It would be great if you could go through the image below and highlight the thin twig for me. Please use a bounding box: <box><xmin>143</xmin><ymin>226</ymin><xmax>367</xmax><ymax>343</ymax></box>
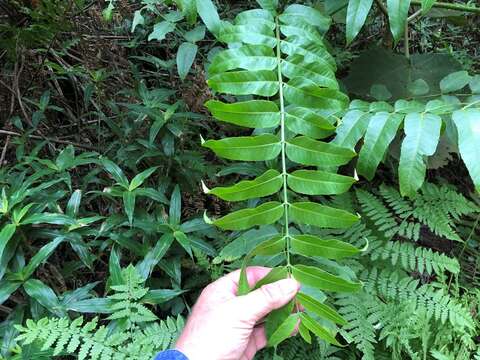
<box><xmin>404</xmin><ymin>22</ymin><xmax>410</xmax><ymax>59</ymax></box>
<box><xmin>0</xmin><ymin>135</ymin><xmax>10</xmax><ymax>167</ymax></box>
<box><xmin>0</xmin><ymin>130</ymin><xmax>97</xmax><ymax>151</ymax></box>
<box><xmin>411</xmin><ymin>0</ymin><xmax>480</xmax><ymax>14</ymax></box>
<box><xmin>407</xmin><ymin>9</ymin><xmax>423</xmax><ymax>22</ymax></box>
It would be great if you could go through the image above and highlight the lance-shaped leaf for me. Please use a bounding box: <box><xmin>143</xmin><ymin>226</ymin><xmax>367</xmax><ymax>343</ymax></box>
<box><xmin>292</xmin><ymin>265</ymin><xmax>361</xmax><ymax>292</ymax></box>
<box><xmin>287</xmin><ymin>170</ymin><xmax>356</xmax><ymax>195</ymax></box>
<box><xmin>291</xmin><ymin>234</ymin><xmax>360</xmax><ymax>260</ymax></box>
<box><xmin>289</xmin><ymin>202</ymin><xmax>359</xmax><ymax>229</ymax></box>
<box><xmin>208</xmin><ymin>45</ymin><xmax>277</xmax><ymax>75</ymax></box>
<box><xmin>289</xmin><ymin>202</ymin><xmax>358</xmax><ymax>229</ymax></box>
<box><xmin>281</xmin><ymin>37</ymin><xmax>336</xmax><ymax>71</ymax></box>
<box><xmin>206</xmin><ymin>100</ymin><xmax>280</xmax><ymax>128</ymax></box>
<box><xmin>235</xmin><ymin>9</ymin><xmax>275</xmax><ymax>27</ymax></box>
<box><xmin>280</xmin><ymin>4</ymin><xmax>331</xmax><ymax>33</ymax></box>
<box><xmin>299</xmin><ymin>313</ymin><xmax>341</xmax><ymax>346</ymax></box>
<box><xmin>387</xmin><ymin>0</ymin><xmax>411</xmax><ymax>43</ymax></box>
<box><xmin>212</xmin><ymin>201</ymin><xmax>284</xmax><ymax>230</ymax></box>
<box><xmin>284</xmin><ymin>78</ymin><xmax>349</xmax><ymax>113</ymax></box>
<box><xmin>250</xmin><ymin>235</ymin><xmax>285</xmax><ymax>256</ymax></box>
<box><xmin>286</xmin><ymin>136</ymin><xmax>356</xmax><ymax>167</ymax></box>
<box><xmin>196</xmin><ymin>0</ymin><xmax>222</xmax><ymax>34</ymax></box>
<box><xmin>333</xmin><ymin>110</ymin><xmax>371</xmax><ymax>150</ymax></box>
<box><xmin>206</xmin><ymin>169</ymin><xmax>282</xmax><ymax>201</ymax></box>
<box><xmin>421</xmin><ymin>0</ymin><xmax>437</xmax><ymax>13</ymax></box>
<box><xmin>285</xmin><ymin>107</ymin><xmax>335</xmax><ymax>139</ymax></box>
<box><xmin>0</xmin><ymin>224</ymin><xmax>16</xmax><ymax>261</ymax></box>
<box><xmin>297</xmin><ymin>292</ymin><xmax>346</xmax><ymax>325</ymax></box>
<box><xmin>129</xmin><ymin>166</ymin><xmax>158</xmax><ymax>191</ymax></box>
<box><xmin>452</xmin><ymin>109</ymin><xmax>480</xmax><ymax>192</ymax></box>
<box><xmin>218</xmin><ymin>24</ymin><xmax>277</xmax><ymax>47</ymax></box>
<box><xmin>268</xmin><ymin>313</ymin><xmax>300</xmax><ymax>347</ymax></box>
<box><xmin>399</xmin><ymin>113</ymin><xmax>442</xmax><ymax>197</ymax></box>
<box><xmin>346</xmin><ymin>0</ymin><xmax>374</xmax><ymax>45</ymax></box>
<box><xmin>22</xmin><ymin>237</ymin><xmax>64</xmax><ymax>280</ymax></box>
<box><xmin>203</xmin><ymin>134</ymin><xmax>281</xmax><ymax>161</ymax></box>
<box><xmin>282</xmin><ymin>54</ymin><xmax>338</xmax><ymax>89</ymax></box>
<box><xmin>208</xmin><ymin>70</ymin><xmax>279</xmax><ymax>97</ymax></box>
<box><xmin>357</xmin><ymin>112</ymin><xmax>404</xmax><ymax>180</ymax></box>
<box><xmin>123</xmin><ymin>191</ymin><xmax>136</xmax><ymax>226</ymax></box>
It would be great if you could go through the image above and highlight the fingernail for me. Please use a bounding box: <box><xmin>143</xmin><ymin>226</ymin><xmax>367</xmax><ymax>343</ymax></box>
<box><xmin>279</xmin><ymin>278</ymin><xmax>300</xmax><ymax>295</ymax></box>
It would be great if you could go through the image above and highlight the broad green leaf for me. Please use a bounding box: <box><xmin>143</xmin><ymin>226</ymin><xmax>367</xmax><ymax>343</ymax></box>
<box><xmin>469</xmin><ymin>75</ymin><xmax>480</xmax><ymax>94</ymax></box>
<box><xmin>235</xmin><ymin>9</ymin><xmax>275</xmax><ymax>28</ymax></box>
<box><xmin>281</xmin><ymin>38</ymin><xmax>336</xmax><ymax>71</ymax></box>
<box><xmin>174</xmin><ymin>231</ymin><xmax>192</xmax><ymax>257</ymax></box>
<box><xmin>101</xmin><ymin>159</ymin><xmax>129</xmax><ymax>188</ymax></box>
<box><xmin>0</xmin><ymin>224</ymin><xmax>16</xmax><ymax>261</ymax></box>
<box><xmin>408</xmin><ymin>78</ymin><xmax>430</xmax><ymax>96</ymax></box>
<box><xmin>421</xmin><ymin>0</ymin><xmax>437</xmax><ymax>13</ymax></box>
<box><xmin>208</xmin><ymin>46</ymin><xmax>276</xmax><ymax>76</ymax></box>
<box><xmin>357</xmin><ymin>112</ymin><xmax>404</xmax><ymax>180</ymax></box>
<box><xmin>289</xmin><ymin>202</ymin><xmax>359</xmax><ymax>229</ymax></box>
<box><xmin>298</xmin><ymin>322</ymin><xmax>312</xmax><ymax>344</ymax></box>
<box><xmin>24</xmin><ymin>279</ymin><xmax>64</xmax><ymax>316</ymax></box>
<box><xmin>131</xmin><ymin>10</ymin><xmax>145</xmax><ymax>32</ymax></box>
<box><xmin>184</xmin><ymin>25</ymin><xmax>205</xmax><ymax>43</ymax></box>
<box><xmin>265</xmin><ymin>301</ymin><xmax>294</xmax><ymax>344</ymax></box>
<box><xmin>66</xmin><ymin>190</ymin><xmax>82</xmax><ymax>218</ymax></box>
<box><xmin>136</xmin><ymin>233</ymin><xmax>174</xmax><ymax>280</ymax></box>
<box><xmin>22</xmin><ymin>237</ymin><xmax>64</xmax><ymax>280</ymax></box>
<box><xmin>169</xmin><ymin>185</ymin><xmax>182</xmax><ymax>225</ymax></box>
<box><xmin>387</xmin><ymin>0</ymin><xmax>411</xmax><ymax>43</ymax></box>
<box><xmin>0</xmin><ymin>281</ymin><xmax>21</xmax><ymax>305</ymax></box>
<box><xmin>399</xmin><ymin>113</ymin><xmax>442</xmax><ymax>197</ymax></box>
<box><xmin>206</xmin><ymin>100</ymin><xmax>280</xmax><ymax>128</ymax></box>
<box><xmin>346</xmin><ymin>0</ymin><xmax>374</xmax><ymax>45</ymax></box>
<box><xmin>208</xmin><ymin>70</ymin><xmax>279</xmax><ymax>97</ymax></box>
<box><xmin>291</xmin><ymin>234</ymin><xmax>360</xmax><ymax>259</ymax></box>
<box><xmin>333</xmin><ymin>110</ymin><xmax>370</xmax><ymax>150</ymax></box>
<box><xmin>196</xmin><ymin>0</ymin><xmax>222</xmax><ymax>33</ymax></box>
<box><xmin>123</xmin><ymin>191</ymin><xmax>136</xmax><ymax>226</ymax></box>
<box><xmin>134</xmin><ymin>188</ymin><xmax>169</xmax><ymax>204</ymax></box>
<box><xmin>256</xmin><ymin>0</ymin><xmax>278</xmax><ymax>14</ymax></box>
<box><xmin>284</xmin><ymin>78</ymin><xmax>349</xmax><ymax>114</ymax></box>
<box><xmin>280</xmin><ymin>4</ymin><xmax>331</xmax><ymax>33</ymax></box>
<box><xmin>440</xmin><ymin>71</ymin><xmax>472</xmax><ymax>93</ymax></box>
<box><xmin>177</xmin><ymin>42</ymin><xmax>198</xmax><ymax>80</ymax></box>
<box><xmin>212</xmin><ymin>202</ymin><xmax>284</xmax><ymax>230</ymax></box>
<box><xmin>452</xmin><ymin>109</ymin><xmax>480</xmax><ymax>192</ymax></box>
<box><xmin>253</xmin><ymin>266</ymin><xmax>288</xmax><ymax>290</ymax></box>
<box><xmin>250</xmin><ymin>235</ymin><xmax>285</xmax><ymax>256</ymax></box>
<box><xmin>148</xmin><ymin>21</ymin><xmax>176</xmax><ymax>42</ymax></box>
<box><xmin>129</xmin><ymin>167</ymin><xmax>158</xmax><ymax>191</ymax></box>
<box><xmin>282</xmin><ymin>55</ymin><xmax>338</xmax><ymax>89</ymax></box>
<box><xmin>206</xmin><ymin>169</ymin><xmax>282</xmax><ymax>201</ymax></box>
<box><xmin>297</xmin><ymin>293</ymin><xmax>346</xmax><ymax>325</ymax></box>
<box><xmin>287</xmin><ymin>170</ymin><xmax>356</xmax><ymax>195</ymax></box>
<box><xmin>286</xmin><ymin>136</ymin><xmax>356</xmax><ymax>167</ymax></box>
<box><xmin>203</xmin><ymin>134</ymin><xmax>281</xmax><ymax>161</ymax></box>
<box><xmin>268</xmin><ymin>314</ymin><xmax>299</xmax><ymax>347</ymax></box>
<box><xmin>370</xmin><ymin>84</ymin><xmax>392</xmax><ymax>101</ymax></box>
<box><xmin>292</xmin><ymin>265</ymin><xmax>361</xmax><ymax>292</ymax></box>
<box><xmin>299</xmin><ymin>313</ymin><xmax>341</xmax><ymax>346</ymax></box>
<box><xmin>218</xmin><ymin>23</ymin><xmax>276</xmax><ymax>47</ymax></box>
<box><xmin>285</xmin><ymin>107</ymin><xmax>335</xmax><ymax>139</ymax></box>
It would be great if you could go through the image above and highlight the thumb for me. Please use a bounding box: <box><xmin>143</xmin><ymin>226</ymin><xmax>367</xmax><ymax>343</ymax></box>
<box><xmin>234</xmin><ymin>279</ymin><xmax>300</xmax><ymax>324</ymax></box>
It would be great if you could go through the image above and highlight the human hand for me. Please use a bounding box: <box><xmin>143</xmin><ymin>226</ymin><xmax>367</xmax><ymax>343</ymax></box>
<box><xmin>175</xmin><ymin>267</ymin><xmax>300</xmax><ymax>360</ymax></box>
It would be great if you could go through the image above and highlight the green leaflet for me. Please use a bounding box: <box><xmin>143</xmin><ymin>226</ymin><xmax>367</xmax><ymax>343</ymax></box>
<box><xmin>253</xmin><ymin>266</ymin><xmax>288</xmax><ymax>290</ymax></box>
<box><xmin>289</xmin><ymin>202</ymin><xmax>359</xmax><ymax>229</ymax></box>
<box><xmin>292</xmin><ymin>265</ymin><xmax>361</xmax><ymax>293</ymax></box>
<box><xmin>206</xmin><ymin>100</ymin><xmax>280</xmax><ymax>128</ymax></box>
<box><xmin>284</xmin><ymin>77</ymin><xmax>349</xmax><ymax>113</ymax></box>
<box><xmin>280</xmin><ymin>5</ymin><xmax>331</xmax><ymax>33</ymax></box>
<box><xmin>177</xmin><ymin>42</ymin><xmax>197</xmax><ymax>80</ymax></box>
<box><xmin>281</xmin><ymin>37</ymin><xmax>336</xmax><ymax>71</ymax></box>
<box><xmin>206</xmin><ymin>169</ymin><xmax>283</xmax><ymax>201</ymax></box>
<box><xmin>218</xmin><ymin>23</ymin><xmax>277</xmax><ymax>47</ymax></box>
<box><xmin>346</xmin><ymin>0</ymin><xmax>374</xmax><ymax>45</ymax></box>
<box><xmin>296</xmin><ymin>292</ymin><xmax>346</xmax><ymax>325</ymax></box>
<box><xmin>440</xmin><ymin>71</ymin><xmax>472</xmax><ymax>93</ymax></box>
<box><xmin>251</xmin><ymin>235</ymin><xmax>286</xmax><ymax>256</ymax></box>
<box><xmin>256</xmin><ymin>0</ymin><xmax>278</xmax><ymax>14</ymax></box>
<box><xmin>334</xmin><ymin>110</ymin><xmax>371</xmax><ymax>150</ymax></box>
<box><xmin>212</xmin><ymin>201</ymin><xmax>284</xmax><ymax>230</ymax></box>
<box><xmin>399</xmin><ymin>113</ymin><xmax>442</xmax><ymax>197</ymax></box>
<box><xmin>387</xmin><ymin>0</ymin><xmax>411</xmax><ymax>43</ymax></box>
<box><xmin>208</xmin><ymin>70</ymin><xmax>279</xmax><ymax>96</ymax></box>
<box><xmin>208</xmin><ymin>45</ymin><xmax>277</xmax><ymax>76</ymax></box>
<box><xmin>285</xmin><ymin>107</ymin><xmax>335</xmax><ymax>139</ymax></box>
<box><xmin>195</xmin><ymin>0</ymin><xmax>222</xmax><ymax>33</ymax></box>
<box><xmin>287</xmin><ymin>170</ymin><xmax>356</xmax><ymax>195</ymax></box>
<box><xmin>282</xmin><ymin>54</ymin><xmax>338</xmax><ymax>89</ymax></box>
<box><xmin>0</xmin><ymin>224</ymin><xmax>16</xmax><ymax>261</ymax></box>
<box><xmin>202</xmin><ymin>134</ymin><xmax>281</xmax><ymax>161</ymax></box>
<box><xmin>235</xmin><ymin>9</ymin><xmax>276</xmax><ymax>29</ymax></box>
<box><xmin>452</xmin><ymin>109</ymin><xmax>480</xmax><ymax>192</ymax></box>
<box><xmin>357</xmin><ymin>112</ymin><xmax>404</xmax><ymax>180</ymax></box>
<box><xmin>421</xmin><ymin>0</ymin><xmax>437</xmax><ymax>14</ymax></box>
<box><xmin>268</xmin><ymin>314</ymin><xmax>300</xmax><ymax>347</ymax></box>
<box><xmin>299</xmin><ymin>313</ymin><xmax>341</xmax><ymax>346</ymax></box>
<box><xmin>291</xmin><ymin>234</ymin><xmax>360</xmax><ymax>259</ymax></box>
<box><xmin>286</xmin><ymin>136</ymin><xmax>356</xmax><ymax>167</ymax></box>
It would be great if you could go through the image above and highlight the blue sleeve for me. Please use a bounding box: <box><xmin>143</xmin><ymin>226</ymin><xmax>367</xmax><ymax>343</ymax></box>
<box><xmin>154</xmin><ymin>350</ymin><xmax>189</xmax><ymax>360</ymax></box>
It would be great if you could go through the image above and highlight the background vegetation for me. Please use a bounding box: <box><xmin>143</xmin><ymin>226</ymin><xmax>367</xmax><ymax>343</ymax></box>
<box><xmin>0</xmin><ymin>0</ymin><xmax>479</xmax><ymax>359</ymax></box>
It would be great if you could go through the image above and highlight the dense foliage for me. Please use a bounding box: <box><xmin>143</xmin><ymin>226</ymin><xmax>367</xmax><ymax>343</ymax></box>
<box><xmin>0</xmin><ymin>0</ymin><xmax>479</xmax><ymax>359</ymax></box>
